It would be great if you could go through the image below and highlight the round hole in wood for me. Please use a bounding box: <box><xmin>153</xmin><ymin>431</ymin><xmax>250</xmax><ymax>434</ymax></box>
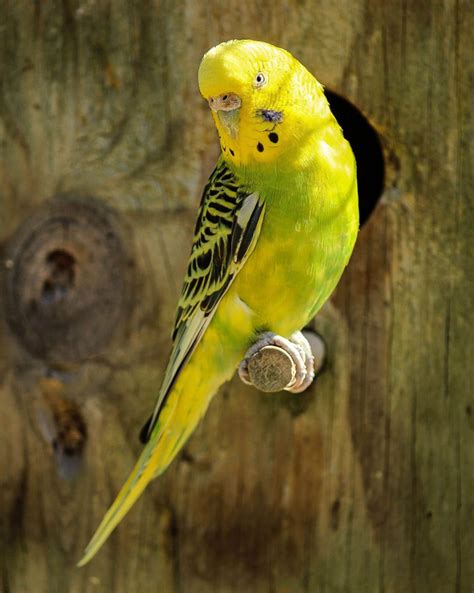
<box><xmin>325</xmin><ymin>90</ymin><xmax>385</xmax><ymax>226</ymax></box>
<box><xmin>41</xmin><ymin>249</ymin><xmax>76</xmax><ymax>305</ymax></box>
<box><xmin>2</xmin><ymin>195</ymin><xmax>133</xmax><ymax>364</ymax></box>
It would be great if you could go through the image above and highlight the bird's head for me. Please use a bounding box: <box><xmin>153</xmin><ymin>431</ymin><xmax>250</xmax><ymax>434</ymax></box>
<box><xmin>198</xmin><ymin>39</ymin><xmax>329</xmax><ymax>167</ymax></box>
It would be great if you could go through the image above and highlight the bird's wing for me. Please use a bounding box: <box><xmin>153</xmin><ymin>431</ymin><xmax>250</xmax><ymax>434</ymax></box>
<box><xmin>142</xmin><ymin>159</ymin><xmax>265</xmax><ymax>441</ymax></box>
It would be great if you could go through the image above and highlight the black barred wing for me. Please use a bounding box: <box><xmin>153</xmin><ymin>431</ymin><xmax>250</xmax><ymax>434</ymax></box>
<box><xmin>142</xmin><ymin>160</ymin><xmax>265</xmax><ymax>441</ymax></box>
<box><xmin>173</xmin><ymin>162</ymin><xmax>260</xmax><ymax>336</ymax></box>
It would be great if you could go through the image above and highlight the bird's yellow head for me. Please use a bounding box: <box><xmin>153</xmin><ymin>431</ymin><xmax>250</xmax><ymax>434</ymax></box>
<box><xmin>198</xmin><ymin>40</ymin><xmax>329</xmax><ymax>168</ymax></box>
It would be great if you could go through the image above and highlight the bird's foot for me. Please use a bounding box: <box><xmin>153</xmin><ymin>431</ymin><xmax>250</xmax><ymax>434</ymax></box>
<box><xmin>238</xmin><ymin>331</ymin><xmax>316</xmax><ymax>393</ymax></box>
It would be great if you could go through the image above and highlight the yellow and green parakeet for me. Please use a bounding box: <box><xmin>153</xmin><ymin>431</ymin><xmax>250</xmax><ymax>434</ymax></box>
<box><xmin>78</xmin><ymin>39</ymin><xmax>358</xmax><ymax>566</ymax></box>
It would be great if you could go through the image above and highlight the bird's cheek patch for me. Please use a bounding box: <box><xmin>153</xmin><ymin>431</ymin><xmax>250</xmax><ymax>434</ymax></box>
<box><xmin>257</xmin><ymin>109</ymin><xmax>284</xmax><ymax>123</ymax></box>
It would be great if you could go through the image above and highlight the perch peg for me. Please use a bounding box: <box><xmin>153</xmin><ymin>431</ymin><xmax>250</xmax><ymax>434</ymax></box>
<box><xmin>238</xmin><ymin>330</ymin><xmax>326</xmax><ymax>392</ymax></box>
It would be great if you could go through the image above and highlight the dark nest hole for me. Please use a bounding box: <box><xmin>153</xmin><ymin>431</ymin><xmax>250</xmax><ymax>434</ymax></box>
<box><xmin>325</xmin><ymin>89</ymin><xmax>385</xmax><ymax>226</ymax></box>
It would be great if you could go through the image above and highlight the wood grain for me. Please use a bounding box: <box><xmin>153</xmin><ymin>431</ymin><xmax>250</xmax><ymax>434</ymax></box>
<box><xmin>0</xmin><ymin>1</ymin><xmax>472</xmax><ymax>592</ymax></box>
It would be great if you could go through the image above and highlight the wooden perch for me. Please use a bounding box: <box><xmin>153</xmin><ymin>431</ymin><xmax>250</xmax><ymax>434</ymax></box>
<box><xmin>242</xmin><ymin>330</ymin><xmax>326</xmax><ymax>392</ymax></box>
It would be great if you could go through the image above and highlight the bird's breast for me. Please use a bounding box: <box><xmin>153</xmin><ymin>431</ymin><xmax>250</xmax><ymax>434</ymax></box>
<box><xmin>234</xmin><ymin>196</ymin><xmax>356</xmax><ymax>336</ymax></box>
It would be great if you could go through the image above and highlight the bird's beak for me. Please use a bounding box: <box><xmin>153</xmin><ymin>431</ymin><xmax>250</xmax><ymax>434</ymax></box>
<box><xmin>208</xmin><ymin>93</ymin><xmax>241</xmax><ymax>112</ymax></box>
<box><xmin>208</xmin><ymin>93</ymin><xmax>241</xmax><ymax>139</ymax></box>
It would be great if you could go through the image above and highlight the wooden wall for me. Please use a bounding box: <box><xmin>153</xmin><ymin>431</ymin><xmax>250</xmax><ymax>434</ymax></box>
<box><xmin>0</xmin><ymin>1</ymin><xmax>472</xmax><ymax>592</ymax></box>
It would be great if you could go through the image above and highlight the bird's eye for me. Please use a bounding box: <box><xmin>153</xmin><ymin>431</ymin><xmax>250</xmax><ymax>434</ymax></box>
<box><xmin>253</xmin><ymin>72</ymin><xmax>267</xmax><ymax>88</ymax></box>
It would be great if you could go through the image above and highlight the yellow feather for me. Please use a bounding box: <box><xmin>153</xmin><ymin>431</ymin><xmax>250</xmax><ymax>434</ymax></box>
<box><xmin>77</xmin><ymin>294</ymin><xmax>253</xmax><ymax>566</ymax></box>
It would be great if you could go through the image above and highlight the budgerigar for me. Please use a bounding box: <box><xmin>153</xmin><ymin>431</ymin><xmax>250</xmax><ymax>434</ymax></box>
<box><xmin>78</xmin><ymin>39</ymin><xmax>358</xmax><ymax>566</ymax></box>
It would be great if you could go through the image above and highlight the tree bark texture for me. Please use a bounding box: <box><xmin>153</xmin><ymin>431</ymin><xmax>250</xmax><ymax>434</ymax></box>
<box><xmin>0</xmin><ymin>2</ymin><xmax>472</xmax><ymax>592</ymax></box>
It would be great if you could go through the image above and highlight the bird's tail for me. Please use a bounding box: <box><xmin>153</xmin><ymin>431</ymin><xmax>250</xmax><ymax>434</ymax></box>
<box><xmin>77</xmin><ymin>339</ymin><xmax>240</xmax><ymax>567</ymax></box>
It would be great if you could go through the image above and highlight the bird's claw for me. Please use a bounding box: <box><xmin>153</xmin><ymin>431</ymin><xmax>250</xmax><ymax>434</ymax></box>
<box><xmin>238</xmin><ymin>331</ymin><xmax>315</xmax><ymax>393</ymax></box>
<box><xmin>238</xmin><ymin>331</ymin><xmax>276</xmax><ymax>386</ymax></box>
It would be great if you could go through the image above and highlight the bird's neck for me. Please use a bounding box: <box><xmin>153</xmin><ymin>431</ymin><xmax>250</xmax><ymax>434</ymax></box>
<box><xmin>224</xmin><ymin>112</ymin><xmax>357</xmax><ymax>229</ymax></box>
<box><xmin>226</xmin><ymin>114</ymin><xmax>336</xmax><ymax>193</ymax></box>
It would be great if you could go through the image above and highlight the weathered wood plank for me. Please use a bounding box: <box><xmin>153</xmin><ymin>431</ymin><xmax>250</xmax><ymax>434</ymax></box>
<box><xmin>0</xmin><ymin>1</ymin><xmax>472</xmax><ymax>592</ymax></box>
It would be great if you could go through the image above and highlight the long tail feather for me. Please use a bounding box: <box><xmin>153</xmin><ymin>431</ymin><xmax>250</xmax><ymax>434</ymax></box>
<box><xmin>77</xmin><ymin>372</ymin><xmax>198</xmax><ymax>567</ymax></box>
<box><xmin>77</xmin><ymin>299</ymin><xmax>250</xmax><ymax>566</ymax></box>
<box><xmin>77</xmin><ymin>430</ymin><xmax>168</xmax><ymax>566</ymax></box>
<box><xmin>77</xmin><ymin>358</ymin><xmax>233</xmax><ymax>564</ymax></box>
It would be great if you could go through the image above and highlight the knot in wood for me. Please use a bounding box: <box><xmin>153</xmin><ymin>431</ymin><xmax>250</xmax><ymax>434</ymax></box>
<box><xmin>1</xmin><ymin>195</ymin><xmax>132</xmax><ymax>364</ymax></box>
<box><xmin>247</xmin><ymin>345</ymin><xmax>296</xmax><ymax>392</ymax></box>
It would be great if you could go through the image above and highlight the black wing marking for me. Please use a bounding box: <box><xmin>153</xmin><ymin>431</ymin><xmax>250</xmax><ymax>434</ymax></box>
<box><xmin>141</xmin><ymin>160</ymin><xmax>265</xmax><ymax>442</ymax></box>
